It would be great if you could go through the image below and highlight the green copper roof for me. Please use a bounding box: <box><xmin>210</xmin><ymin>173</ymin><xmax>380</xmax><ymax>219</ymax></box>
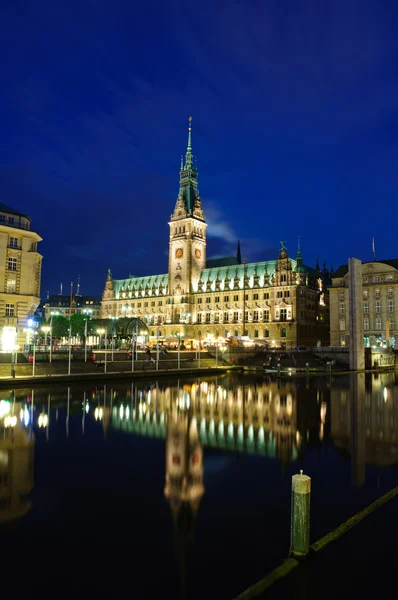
<box><xmin>112</xmin><ymin>258</ymin><xmax>315</xmax><ymax>299</ymax></box>
<box><xmin>113</xmin><ymin>273</ymin><xmax>168</xmax><ymax>299</ymax></box>
<box><xmin>206</xmin><ymin>256</ymin><xmax>239</xmax><ymax>268</ymax></box>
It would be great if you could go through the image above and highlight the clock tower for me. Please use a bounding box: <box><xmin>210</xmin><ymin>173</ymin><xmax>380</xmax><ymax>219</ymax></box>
<box><xmin>168</xmin><ymin>118</ymin><xmax>207</xmax><ymax>321</ymax></box>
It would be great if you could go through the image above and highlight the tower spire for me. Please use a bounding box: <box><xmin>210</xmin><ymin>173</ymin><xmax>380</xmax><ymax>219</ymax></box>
<box><xmin>185</xmin><ymin>116</ymin><xmax>193</xmax><ymax>169</ymax></box>
<box><xmin>296</xmin><ymin>236</ymin><xmax>302</xmax><ymax>264</ymax></box>
<box><xmin>237</xmin><ymin>240</ymin><xmax>242</xmax><ymax>265</ymax></box>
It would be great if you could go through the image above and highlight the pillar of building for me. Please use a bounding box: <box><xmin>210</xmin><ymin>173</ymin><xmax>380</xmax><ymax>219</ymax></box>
<box><xmin>348</xmin><ymin>258</ymin><xmax>364</xmax><ymax>370</ymax></box>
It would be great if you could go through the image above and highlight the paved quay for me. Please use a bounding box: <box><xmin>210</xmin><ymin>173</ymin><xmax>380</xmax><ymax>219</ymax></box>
<box><xmin>260</xmin><ymin>494</ymin><xmax>398</xmax><ymax>600</ymax></box>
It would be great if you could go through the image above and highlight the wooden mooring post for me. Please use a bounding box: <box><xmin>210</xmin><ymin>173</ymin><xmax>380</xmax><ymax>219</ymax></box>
<box><xmin>290</xmin><ymin>470</ymin><xmax>311</xmax><ymax>558</ymax></box>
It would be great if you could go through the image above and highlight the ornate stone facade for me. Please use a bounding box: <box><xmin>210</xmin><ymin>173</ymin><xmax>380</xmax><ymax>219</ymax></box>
<box><xmin>330</xmin><ymin>260</ymin><xmax>398</xmax><ymax>347</ymax></box>
<box><xmin>101</xmin><ymin>120</ymin><xmax>329</xmax><ymax>348</ymax></box>
<box><xmin>0</xmin><ymin>204</ymin><xmax>42</xmax><ymax>350</ymax></box>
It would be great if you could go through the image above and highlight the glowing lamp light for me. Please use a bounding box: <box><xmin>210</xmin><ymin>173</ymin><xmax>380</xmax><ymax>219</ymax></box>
<box><xmin>2</xmin><ymin>326</ymin><xmax>17</xmax><ymax>352</ymax></box>
<box><xmin>4</xmin><ymin>415</ymin><xmax>17</xmax><ymax>428</ymax></box>
<box><xmin>38</xmin><ymin>413</ymin><xmax>48</xmax><ymax>428</ymax></box>
<box><xmin>94</xmin><ymin>407</ymin><xmax>103</xmax><ymax>421</ymax></box>
<box><xmin>0</xmin><ymin>400</ymin><xmax>11</xmax><ymax>419</ymax></box>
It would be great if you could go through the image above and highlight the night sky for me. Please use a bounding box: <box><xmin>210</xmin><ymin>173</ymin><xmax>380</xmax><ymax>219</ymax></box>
<box><xmin>1</xmin><ymin>0</ymin><xmax>398</xmax><ymax>296</ymax></box>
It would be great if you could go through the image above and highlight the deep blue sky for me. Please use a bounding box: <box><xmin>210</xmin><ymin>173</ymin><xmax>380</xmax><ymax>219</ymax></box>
<box><xmin>1</xmin><ymin>0</ymin><xmax>398</xmax><ymax>296</ymax></box>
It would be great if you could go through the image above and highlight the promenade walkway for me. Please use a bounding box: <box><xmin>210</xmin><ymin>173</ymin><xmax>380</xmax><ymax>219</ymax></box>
<box><xmin>264</xmin><ymin>494</ymin><xmax>398</xmax><ymax>599</ymax></box>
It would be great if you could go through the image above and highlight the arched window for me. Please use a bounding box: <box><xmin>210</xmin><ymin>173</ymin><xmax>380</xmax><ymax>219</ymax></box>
<box><xmin>281</xmin><ymin>328</ymin><xmax>287</xmax><ymax>338</ymax></box>
<box><xmin>264</xmin><ymin>328</ymin><xmax>269</xmax><ymax>338</ymax></box>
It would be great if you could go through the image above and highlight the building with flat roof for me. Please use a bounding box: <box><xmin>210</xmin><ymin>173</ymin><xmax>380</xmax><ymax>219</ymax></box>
<box><xmin>0</xmin><ymin>203</ymin><xmax>42</xmax><ymax>350</ymax></box>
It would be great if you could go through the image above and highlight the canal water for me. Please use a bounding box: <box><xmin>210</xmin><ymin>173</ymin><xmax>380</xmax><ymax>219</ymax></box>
<box><xmin>0</xmin><ymin>372</ymin><xmax>397</xmax><ymax>599</ymax></box>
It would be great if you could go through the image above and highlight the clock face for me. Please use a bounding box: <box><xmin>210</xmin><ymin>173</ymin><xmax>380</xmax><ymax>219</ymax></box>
<box><xmin>175</xmin><ymin>248</ymin><xmax>184</xmax><ymax>259</ymax></box>
<box><xmin>195</xmin><ymin>249</ymin><xmax>201</xmax><ymax>259</ymax></box>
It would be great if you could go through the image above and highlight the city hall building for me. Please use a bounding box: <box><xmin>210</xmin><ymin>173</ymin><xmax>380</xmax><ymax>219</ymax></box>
<box><xmin>101</xmin><ymin>120</ymin><xmax>329</xmax><ymax>348</ymax></box>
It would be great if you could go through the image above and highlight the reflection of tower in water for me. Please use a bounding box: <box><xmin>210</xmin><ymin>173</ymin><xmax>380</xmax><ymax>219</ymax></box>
<box><xmin>0</xmin><ymin>401</ymin><xmax>34</xmax><ymax>524</ymax></box>
<box><xmin>164</xmin><ymin>405</ymin><xmax>204</xmax><ymax>600</ymax></box>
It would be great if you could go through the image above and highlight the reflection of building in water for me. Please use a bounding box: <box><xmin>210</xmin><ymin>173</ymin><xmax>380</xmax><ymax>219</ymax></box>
<box><xmin>0</xmin><ymin>400</ymin><xmax>34</xmax><ymax>524</ymax></box>
<box><xmin>112</xmin><ymin>379</ymin><xmax>306</xmax><ymax>467</ymax></box>
<box><xmin>330</xmin><ymin>374</ymin><xmax>398</xmax><ymax>486</ymax></box>
<box><xmin>164</xmin><ymin>406</ymin><xmax>204</xmax><ymax>600</ymax></box>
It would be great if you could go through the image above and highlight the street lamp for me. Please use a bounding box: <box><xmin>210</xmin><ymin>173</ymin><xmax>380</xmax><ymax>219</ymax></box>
<box><xmin>41</xmin><ymin>326</ymin><xmax>50</xmax><ymax>348</ymax></box>
<box><xmin>97</xmin><ymin>328</ymin><xmax>105</xmax><ymax>350</ymax></box>
<box><xmin>242</xmin><ymin>257</ymin><xmax>247</xmax><ymax>338</ymax></box>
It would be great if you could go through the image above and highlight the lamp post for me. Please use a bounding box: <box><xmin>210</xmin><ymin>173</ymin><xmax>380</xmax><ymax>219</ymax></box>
<box><xmin>68</xmin><ymin>326</ymin><xmax>72</xmax><ymax>375</ymax></box>
<box><xmin>156</xmin><ymin>329</ymin><xmax>160</xmax><ymax>371</ymax></box>
<box><xmin>198</xmin><ymin>330</ymin><xmax>201</xmax><ymax>368</ymax></box>
<box><xmin>49</xmin><ymin>315</ymin><xmax>53</xmax><ymax>363</ymax></box>
<box><xmin>82</xmin><ymin>309</ymin><xmax>92</xmax><ymax>362</ymax></box>
<box><xmin>242</xmin><ymin>257</ymin><xmax>247</xmax><ymax>338</ymax></box>
<box><xmin>97</xmin><ymin>328</ymin><xmax>105</xmax><ymax>352</ymax></box>
<box><xmin>41</xmin><ymin>326</ymin><xmax>50</xmax><ymax>349</ymax></box>
<box><xmin>104</xmin><ymin>331</ymin><xmax>108</xmax><ymax>374</ymax></box>
<box><xmin>177</xmin><ymin>333</ymin><xmax>181</xmax><ymax>370</ymax></box>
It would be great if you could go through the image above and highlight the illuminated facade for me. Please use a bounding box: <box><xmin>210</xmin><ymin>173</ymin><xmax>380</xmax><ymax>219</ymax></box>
<box><xmin>43</xmin><ymin>294</ymin><xmax>102</xmax><ymax>321</ymax></box>
<box><xmin>0</xmin><ymin>400</ymin><xmax>34</xmax><ymax>523</ymax></box>
<box><xmin>330</xmin><ymin>260</ymin><xmax>398</xmax><ymax>347</ymax></box>
<box><xmin>0</xmin><ymin>204</ymin><xmax>42</xmax><ymax>350</ymax></box>
<box><xmin>101</xmin><ymin>120</ymin><xmax>330</xmax><ymax>348</ymax></box>
<box><xmin>112</xmin><ymin>379</ymin><xmax>303</xmax><ymax>464</ymax></box>
<box><xmin>330</xmin><ymin>373</ymin><xmax>398</xmax><ymax>486</ymax></box>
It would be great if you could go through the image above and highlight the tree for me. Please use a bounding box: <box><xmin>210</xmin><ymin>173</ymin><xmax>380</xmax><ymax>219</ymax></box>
<box><xmin>51</xmin><ymin>316</ymin><xmax>69</xmax><ymax>338</ymax></box>
<box><xmin>70</xmin><ymin>313</ymin><xmax>87</xmax><ymax>337</ymax></box>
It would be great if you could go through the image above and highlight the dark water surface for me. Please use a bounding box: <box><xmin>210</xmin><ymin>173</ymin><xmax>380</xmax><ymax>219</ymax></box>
<box><xmin>0</xmin><ymin>372</ymin><xmax>397</xmax><ymax>599</ymax></box>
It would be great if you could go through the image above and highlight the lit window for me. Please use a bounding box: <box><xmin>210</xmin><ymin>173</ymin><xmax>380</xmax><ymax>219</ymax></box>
<box><xmin>5</xmin><ymin>304</ymin><xmax>14</xmax><ymax>317</ymax></box>
<box><xmin>7</xmin><ymin>258</ymin><xmax>17</xmax><ymax>271</ymax></box>
<box><xmin>363</xmin><ymin>290</ymin><xmax>368</xmax><ymax>299</ymax></box>
<box><xmin>7</xmin><ymin>280</ymin><xmax>15</xmax><ymax>293</ymax></box>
